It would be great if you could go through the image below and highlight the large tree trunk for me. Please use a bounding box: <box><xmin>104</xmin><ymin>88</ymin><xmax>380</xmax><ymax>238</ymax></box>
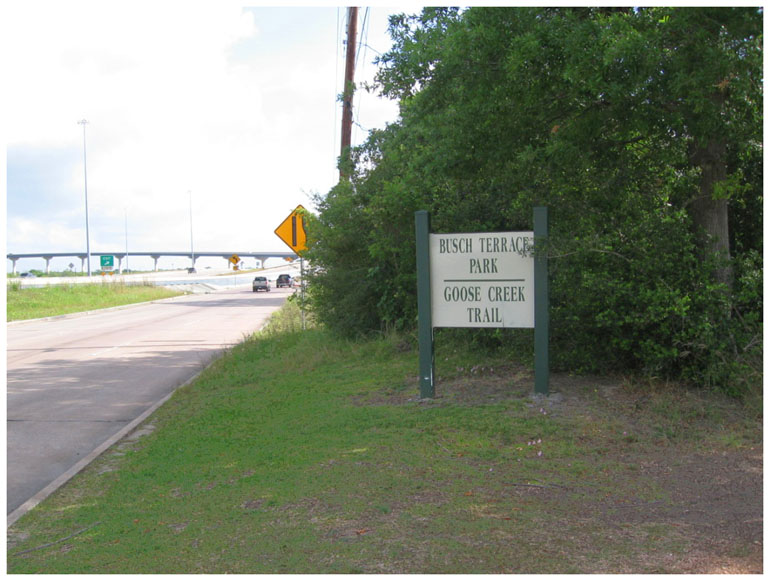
<box><xmin>689</xmin><ymin>139</ymin><xmax>733</xmax><ymax>288</ymax></box>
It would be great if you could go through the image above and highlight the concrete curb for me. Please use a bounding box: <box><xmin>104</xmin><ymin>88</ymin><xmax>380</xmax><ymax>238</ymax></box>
<box><xmin>7</xmin><ymin>311</ymin><xmax>271</xmax><ymax>528</ymax></box>
<box><xmin>6</xmin><ymin>281</ymin><xmax>284</xmax><ymax>527</ymax></box>
<box><xmin>6</xmin><ymin>366</ymin><xmax>206</xmax><ymax>527</ymax></box>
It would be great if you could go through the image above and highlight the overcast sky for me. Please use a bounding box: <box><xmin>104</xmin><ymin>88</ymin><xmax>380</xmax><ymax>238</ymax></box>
<box><xmin>4</xmin><ymin>1</ymin><xmax>421</xmax><ymax>272</ymax></box>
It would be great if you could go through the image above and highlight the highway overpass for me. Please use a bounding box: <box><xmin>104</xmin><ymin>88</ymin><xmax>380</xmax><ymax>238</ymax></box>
<box><xmin>7</xmin><ymin>251</ymin><xmax>298</xmax><ymax>274</ymax></box>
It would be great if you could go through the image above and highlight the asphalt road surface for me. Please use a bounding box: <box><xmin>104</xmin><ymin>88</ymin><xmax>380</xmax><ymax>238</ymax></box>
<box><xmin>7</xmin><ymin>286</ymin><xmax>289</xmax><ymax>523</ymax></box>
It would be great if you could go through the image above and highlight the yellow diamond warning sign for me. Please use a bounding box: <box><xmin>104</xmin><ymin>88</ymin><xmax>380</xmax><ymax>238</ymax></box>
<box><xmin>274</xmin><ymin>205</ymin><xmax>308</xmax><ymax>255</ymax></box>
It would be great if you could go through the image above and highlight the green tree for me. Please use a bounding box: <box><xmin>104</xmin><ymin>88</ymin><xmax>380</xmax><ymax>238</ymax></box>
<box><xmin>309</xmin><ymin>7</ymin><xmax>762</xmax><ymax>394</ymax></box>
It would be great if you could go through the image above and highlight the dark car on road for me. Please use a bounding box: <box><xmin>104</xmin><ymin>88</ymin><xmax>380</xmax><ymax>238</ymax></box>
<box><xmin>252</xmin><ymin>276</ymin><xmax>270</xmax><ymax>292</ymax></box>
<box><xmin>276</xmin><ymin>274</ymin><xmax>293</xmax><ymax>288</ymax></box>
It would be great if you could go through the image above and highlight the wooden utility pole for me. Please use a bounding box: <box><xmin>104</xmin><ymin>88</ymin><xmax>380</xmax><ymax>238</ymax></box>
<box><xmin>339</xmin><ymin>6</ymin><xmax>358</xmax><ymax>181</ymax></box>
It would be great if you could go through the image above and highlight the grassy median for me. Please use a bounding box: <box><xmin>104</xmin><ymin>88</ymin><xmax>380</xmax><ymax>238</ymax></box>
<box><xmin>6</xmin><ymin>281</ymin><xmax>183</xmax><ymax>321</ymax></box>
<box><xmin>7</xmin><ymin>302</ymin><xmax>762</xmax><ymax>573</ymax></box>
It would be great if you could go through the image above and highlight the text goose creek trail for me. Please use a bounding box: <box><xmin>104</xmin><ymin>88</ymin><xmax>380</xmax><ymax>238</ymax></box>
<box><xmin>430</xmin><ymin>232</ymin><xmax>534</xmax><ymax>328</ymax></box>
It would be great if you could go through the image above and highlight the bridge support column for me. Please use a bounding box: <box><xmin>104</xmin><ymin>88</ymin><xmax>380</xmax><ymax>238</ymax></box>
<box><xmin>43</xmin><ymin>256</ymin><xmax>53</xmax><ymax>274</ymax></box>
<box><xmin>78</xmin><ymin>256</ymin><xmax>88</xmax><ymax>273</ymax></box>
<box><xmin>114</xmin><ymin>254</ymin><xmax>126</xmax><ymax>274</ymax></box>
<box><xmin>9</xmin><ymin>257</ymin><xmax>18</xmax><ymax>275</ymax></box>
<box><xmin>151</xmin><ymin>256</ymin><xmax>160</xmax><ymax>272</ymax></box>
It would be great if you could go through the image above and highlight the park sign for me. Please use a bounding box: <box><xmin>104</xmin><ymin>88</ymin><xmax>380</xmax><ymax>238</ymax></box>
<box><xmin>415</xmin><ymin>208</ymin><xmax>549</xmax><ymax>399</ymax></box>
<box><xmin>430</xmin><ymin>232</ymin><xmax>534</xmax><ymax>328</ymax></box>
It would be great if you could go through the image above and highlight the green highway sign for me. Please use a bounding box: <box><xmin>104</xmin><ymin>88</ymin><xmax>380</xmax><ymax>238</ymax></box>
<box><xmin>100</xmin><ymin>255</ymin><xmax>114</xmax><ymax>271</ymax></box>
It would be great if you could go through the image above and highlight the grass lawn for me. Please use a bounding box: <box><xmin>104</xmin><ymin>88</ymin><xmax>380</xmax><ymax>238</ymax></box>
<box><xmin>6</xmin><ymin>282</ymin><xmax>183</xmax><ymax>321</ymax></box>
<box><xmin>6</xmin><ymin>304</ymin><xmax>762</xmax><ymax>573</ymax></box>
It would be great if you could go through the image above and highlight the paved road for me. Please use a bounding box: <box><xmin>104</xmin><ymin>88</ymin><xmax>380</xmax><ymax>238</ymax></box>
<box><xmin>14</xmin><ymin>262</ymin><xmax>303</xmax><ymax>289</ymax></box>
<box><xmin>7</xmin><ymin>286</ymin><xmax>289</xmax><ymax>522</ymax></box>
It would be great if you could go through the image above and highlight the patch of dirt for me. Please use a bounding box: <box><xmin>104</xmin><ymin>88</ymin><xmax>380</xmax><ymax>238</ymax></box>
<box><xmin>241</xmin><ymin>499</ymin><xmax>265</xmax><ymax>510</ymax></box>
<box><xmin>350</xmin><ymin>366</ymin><xmax>763</xmax><ymax>573</ymax></box>
<box><xmin>6</xmin><ymin>530</ymin><xmax>30</xmax><ymax>552</ymax></box>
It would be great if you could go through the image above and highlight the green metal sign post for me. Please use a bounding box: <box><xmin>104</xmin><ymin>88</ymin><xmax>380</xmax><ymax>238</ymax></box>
<box><xmin>533</xmin><ymin>206</ymin><xmax>549</xmax><ymax>395</ymax></box>
<box><xmin>414</xmin><ymin>207</ymin><xmax>548</xmax><ymax>398</ymax></box>
<box><xmin>415</xmin><ymin>210</ymin><xmax>435</xmax><ymax>399</ymax></box>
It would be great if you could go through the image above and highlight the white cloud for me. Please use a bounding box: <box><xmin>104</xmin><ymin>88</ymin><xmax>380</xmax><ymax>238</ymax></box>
<box><xmin>5</xmin><ymin>3</ymin><xmax>410</xmax><ymax>271</ymax></box>
<box><xmin>7</xmin><ymin>217</ymin><xmax>83</xmax><ymax>251</ymax></box>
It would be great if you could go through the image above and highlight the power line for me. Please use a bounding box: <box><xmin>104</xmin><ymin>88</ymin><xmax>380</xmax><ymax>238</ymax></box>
<box><xmin>359</xmin><ymin>43</ymin><xmax>381</xmax><ymax>56</ymax></box>
<box><xmin>332</xmin><ymin>7</ymin><xmax>341</xmax><ymax>183</ymax></box>
<box><xmin>355</xmin><ymin>7</ymin><xmax>369</xmax><ymax>70</ymax></box>
<box><xmin>352</xmin><ymin>7</ymin><xmax>370</xmax><ymax>147</ymax></box>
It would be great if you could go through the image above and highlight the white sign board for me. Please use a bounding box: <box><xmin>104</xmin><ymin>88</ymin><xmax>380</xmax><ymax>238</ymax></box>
<box><xmin>429</xmin><ymin>231</ymin><xmax>535</xmax><ymax>328</ymax></box>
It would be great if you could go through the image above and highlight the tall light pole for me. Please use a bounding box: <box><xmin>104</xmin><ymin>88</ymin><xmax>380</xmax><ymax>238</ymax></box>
<box><xmin>78</xmin><ymin>119</ymin><xmax>91</xmax><ymax>276</ymax></box>
<box><xmin>124</xmin><ymin>207</ymin><xmax>129</xmax><ymax>273</ymax></box>
<box><xmin>188</xmin><ymin>190</ymin><xmax>195</xmax><ymax>270</ymax></box>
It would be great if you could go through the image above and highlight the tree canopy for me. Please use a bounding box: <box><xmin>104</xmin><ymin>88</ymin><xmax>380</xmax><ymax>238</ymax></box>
<box><xmin>306</xmin><ymin>7</ymin><xmax>762</xmax><ymax>397</ymax></box>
